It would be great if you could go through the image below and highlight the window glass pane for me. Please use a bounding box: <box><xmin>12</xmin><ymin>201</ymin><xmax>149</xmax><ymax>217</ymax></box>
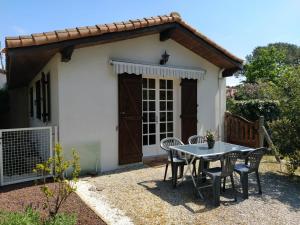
<box><xmin>160</xmin><ymin>80</ymin><xmax>166</xmax><ymax>89</ymax></box>
<box><xmin>149</xmin><ymin>101</ymin><xmax>155</xmax><ymax>111</ymax></box>
<box><xmin>167</xmin><ymin>133</ymin><xmax>173</xmax><ymax>137</ymax></box>
<box><xmin>143</xmin><ymin>135</ymin><xmax>148</xmax><ymax>145</ymax></box>
<box><xmin>160</xmin><ymin>134</ymin><xmax>166</xmax><ymax>141</ymax></box>
<box><xmin>160</xmin><ymin>123</ymin><xmax>166</xmax><ymax>132</ymax></box>
<box><xmin>149</xmin><ymin>112</ymin><xmax>155</xmax><ymax>122</ymax></box>
<box><xmin>167</xmin><ymin>91</ymin><xmax>173</xmax><ymax>100</ymax></box>
<box><xmin>167</xmin><ymin>122</ymin><xmax>173</xmax><ymax>132</ymax></box>
<box><xmin>167</xmin><ymin>102</ymin><xmax>173</xmax><ymax>110</ymax></box>
<box><xmin>143</xmin><ymin>79</ymin><xmax>147</xmax><ymax>88</ymax></box>
<box><xmin>143</xmin><ymin>101</ymin><xmax>147</xmax><ymax>111</ymax></box>
<box><xmin>149</xmin><ymin>123</ymin><xmax>156</xmax><ymax>133</ymax></box>
<box><xmin>143</xmin><ymin>124</ymin><xmax>148</xmax><ymax>134</ymax></box>
<box><xmin>143</xmin><ymin>113</ymin><xmax>148</xmax><ymax>122</ymax></box>
<box><xmin>160</xmin><ymin>112</ymin><xmax>166</xmax><ymax>122</ymax></box>
<box><xmin>160</xmin><ymin>91</ymin><xmax>166</xmax><ymax>100</ymax></box>
<box><xmin>149</xmin><ymin>135</ymin><xmax>156</xmax><ymax>145</ymax></box>
<box><xmin>167</xmin><ymin>112</ymin><xmax>173</xmax><ymax>121</ymax></box>
<box><xmin>160</xmin><ymin>101</ymin><xmax>166</xmax><ymax>111</ymax></box>
<box><xmin>143</xmin><ymin>90</ymin><xmax>147</xmax><ymax>100</ymax></box>
<box><xmin>167</xmin><ymin>80</ymin><xmax>173</xmax><ymax>89</ymax></box>
<box><xmin>149</xmin><ymin>90</ymin><xmax>155</xmax><ymax>100</ymax></box>
<box><xmin>148</xmin><ymin>79</ymin><xmax>155</xmax><ymax>89</ymax></box>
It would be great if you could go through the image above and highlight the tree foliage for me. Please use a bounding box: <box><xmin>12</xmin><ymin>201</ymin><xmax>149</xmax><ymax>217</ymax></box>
<box><xmin>235</xmin><ymin>42</ymin><xmax>300</xmax><ymax>175</ymax></box>
<box><xmin>242</xmin><ymin>43</ymin><xmax>300</xmax><ymax>83</ymax></box>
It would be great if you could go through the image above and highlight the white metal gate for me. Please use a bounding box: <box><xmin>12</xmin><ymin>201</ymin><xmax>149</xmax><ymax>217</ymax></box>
<box><xmin>0</xmin><ymin>126</ymin><xmax>55</xmax><ymax>186</ymax></box>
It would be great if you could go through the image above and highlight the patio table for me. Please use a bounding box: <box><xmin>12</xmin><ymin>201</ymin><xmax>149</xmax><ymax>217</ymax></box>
<box><xmin>170</xmin><ymin>141</ymin><xmax>254</xmax><ymax>199</ymax></box>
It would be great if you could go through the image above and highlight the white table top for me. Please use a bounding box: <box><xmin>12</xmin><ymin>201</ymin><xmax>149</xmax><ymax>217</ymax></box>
<box><xmin>170</xmin><ymin>141</ymin><xmax>254</xmax><ymax>158</ymax></box>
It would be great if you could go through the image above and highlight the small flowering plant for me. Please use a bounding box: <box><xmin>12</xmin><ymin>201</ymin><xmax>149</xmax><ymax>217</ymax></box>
<box><xmin>205</xmin><ymin>131</ymin><xmax>215</xmax><ymax>142</ymax></box>
<box><xmin>205</xmin><ymin>130</ymin><xmax>216</xmax><ymax>149</ymax></box>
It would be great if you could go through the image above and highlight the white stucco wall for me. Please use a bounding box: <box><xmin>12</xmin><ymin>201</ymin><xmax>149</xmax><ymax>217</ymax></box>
<box><xmin>56</xmin><ymin>34</ymin><xmax>226</xmax><ymax>173</ymax></box>
<box><xmin>28</xmin><ymin>54</ymin><xmax>59</xmax><ymax>128</ymax></box>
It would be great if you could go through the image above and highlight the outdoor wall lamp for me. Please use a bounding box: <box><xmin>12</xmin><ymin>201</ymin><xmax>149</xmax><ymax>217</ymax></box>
<box><xmin>160</xmin><ymin>51</ymin><xmax>170</xmax><ymax>65</ymax></box>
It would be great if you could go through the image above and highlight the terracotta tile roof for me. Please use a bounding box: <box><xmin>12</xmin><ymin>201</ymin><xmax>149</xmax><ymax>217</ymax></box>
<box><xmin>5</xmin><ymin>12</ymin><xmax>243</xmax><ymax>63</ymax></box>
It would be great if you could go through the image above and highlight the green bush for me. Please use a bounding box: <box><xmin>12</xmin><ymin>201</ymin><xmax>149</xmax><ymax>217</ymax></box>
<box><xmin>0</xmin><ymin>207</ymin><xmax>40</xmax><ymax>225</ymax></box>
<box><xmin>227</xmin><ymin>99</ymin><xmax>280</xmax><ymax>122</ymax></box>
<box><xmin>44</xmin><ymin>213</ymin><xmax>76</xmax><ymax>225</ymax></box>
<box><xmin>269</xmin><ymin>118</ymin><xmax>300</xmax><ymax>175</ymax></box>
<box><xmin>0</xmin><ymin>207</ymin><xmax>76</xmax><ymax>225</ymax></box>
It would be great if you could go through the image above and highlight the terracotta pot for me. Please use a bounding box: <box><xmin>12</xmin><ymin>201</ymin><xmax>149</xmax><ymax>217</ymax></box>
<box><xmin>207</xmin><ymin>140</ymin><xmax>215</xmax><ymax>149</ymax></box>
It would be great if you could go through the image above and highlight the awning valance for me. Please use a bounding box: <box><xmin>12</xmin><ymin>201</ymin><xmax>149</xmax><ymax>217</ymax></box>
<box><xmin>110</xmin><ymin>59</ymin><xmax>206</xmax><ymax>80</ymax></box>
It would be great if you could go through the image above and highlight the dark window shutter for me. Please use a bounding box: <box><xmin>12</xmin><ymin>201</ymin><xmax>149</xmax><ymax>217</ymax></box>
<box><xmin>41</xmin><ymin>73</ymin><xmax>47</xmax><ymax>122</ymax></box>
<box><xmin>118</xmin><ymin>73</ymin><xmax>143</xmax><ymax>165</ymax></box>
<box><xmin>181</xmin><ymin>79</ymin><xmax>197</xmax><ymax>143</ymax></box>
<box><xmin>46</xmin><ymin>72</ymin><xmax>51</xmax><ymax>122</ymax></box>
<box><xmin>29</xmin><ymin>87</ymin><xmax>34</xmax><ymax>117</ymax></box>
<box><xmin>35</xmin><ymin>80</ymin><xmax>41</xmax><ymax>119</ymax></box>
<box><xmin>41</xmin><ymin>72</ymin><xmax>51</xmax><ymax>122</ymax></box>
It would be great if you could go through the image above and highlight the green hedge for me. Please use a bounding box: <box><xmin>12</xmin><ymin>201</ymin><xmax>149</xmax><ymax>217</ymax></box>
<box><xmin>227</xmin><ymin>99</ymin><xmax>280</xmax><ymax>122</ymax></box>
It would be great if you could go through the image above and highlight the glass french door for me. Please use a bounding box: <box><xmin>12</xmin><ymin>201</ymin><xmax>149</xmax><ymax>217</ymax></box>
<box><xmin>142</xmin><ymin>78</ymin><xmax>174</xmax><ymax>155</ymax></box>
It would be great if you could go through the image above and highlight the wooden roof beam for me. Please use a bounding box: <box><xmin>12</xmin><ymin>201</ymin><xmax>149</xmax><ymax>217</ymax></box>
<box><xmin>159</xmin><ymin>27</ymin><xmax>176</xmax><ymax>41</ymax></box>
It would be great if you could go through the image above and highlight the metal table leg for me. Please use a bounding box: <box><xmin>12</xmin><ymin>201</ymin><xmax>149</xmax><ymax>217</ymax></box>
<box><xmin>177</xmin><ymin>153</ymin><xmax>204</xmax><ymax>199</ymax></box>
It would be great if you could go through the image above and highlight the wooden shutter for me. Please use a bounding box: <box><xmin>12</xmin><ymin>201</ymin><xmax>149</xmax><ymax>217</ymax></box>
<box><xmin>181</xmin><ymin>79</ymin><xmax>197</xmax><ymax>143</ymax></box>
<box><xmin>118</xmin><ymin>73</ymin><xmax>143</xmax><ymax>165</ymax></box>
<box><xmin>42</xmin><ymin>73</ymin><xmax>47</xmax><ymax>122</ymax></box>
<box><xmin>41</xmin><ymin>72</ymin><xmax>51</xmax><ymax>122</ymax></box>
<box><xmin>29</xmin><ymin>87</ymin><xmax>34</xmax><ymax>117</ymax></box>
<box><xmin>35</xmin><ymin>80</ymin><xmax>41</xmax><ymax>119</ymax></box>
<box><xmin>47</xmin><ymin>72</ymin><xmax>51</xmax><ymax>121</ymax></box>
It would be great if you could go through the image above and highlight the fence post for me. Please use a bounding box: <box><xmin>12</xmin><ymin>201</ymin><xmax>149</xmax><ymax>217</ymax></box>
<box><xmin>258</xmin><ymin>116</ymin><xmax>265</xmax><ymax>147</ymax></box>
<box><xmin>0</xmin><ymin>131</ymin><xmax>3</xmax><ymax>186</ymax></box>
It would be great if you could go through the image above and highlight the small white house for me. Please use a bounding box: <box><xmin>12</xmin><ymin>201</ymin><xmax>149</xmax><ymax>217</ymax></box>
<box><xmin>4</xmin><ymin>12</ymin><xmax>243</xmax><ymax>173</ymax></box>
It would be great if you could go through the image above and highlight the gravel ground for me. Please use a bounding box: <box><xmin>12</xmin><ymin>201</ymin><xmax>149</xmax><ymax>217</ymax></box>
<box><xmin>0</xmin><ymin>182</ymin><xmax>106</xmax><ymax>225</ymax></box>
<box><xmin>83</xmin><ymin>156</ymin><xmax>300</xmax><ymax>225</ymax></box>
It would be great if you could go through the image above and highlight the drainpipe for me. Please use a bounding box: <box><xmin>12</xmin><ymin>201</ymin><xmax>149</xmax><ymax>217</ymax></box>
<box><xmin>218</xmin><ymin>68</ymin><xmax>225</xmax><ymax>141</ymax></box>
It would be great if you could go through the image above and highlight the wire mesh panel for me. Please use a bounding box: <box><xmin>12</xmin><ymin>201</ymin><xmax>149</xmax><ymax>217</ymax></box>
<box><xmin>0</xmin><ymin>127</ymin><xmax>53</xmax><ymax>186</ymax></box>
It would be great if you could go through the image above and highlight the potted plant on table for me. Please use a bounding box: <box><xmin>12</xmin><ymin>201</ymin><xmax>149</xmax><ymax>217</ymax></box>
<box><xmin>205</xmin><ymin>130</ymin><xmax>215</xmax><ymax>149</ymax></box>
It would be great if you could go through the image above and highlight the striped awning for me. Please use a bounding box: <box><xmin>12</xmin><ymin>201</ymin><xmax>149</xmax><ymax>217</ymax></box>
<box><xmin>110</xmin><ymin>59</ymin><xmax>206</xmax><ymax>80</ymax></box>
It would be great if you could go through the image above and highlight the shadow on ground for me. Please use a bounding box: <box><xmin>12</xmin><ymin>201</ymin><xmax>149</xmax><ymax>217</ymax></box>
<box><xmin>137</xmin><ymin>167</ymin><xmax>300</xmax><ymax>213</ymax></box>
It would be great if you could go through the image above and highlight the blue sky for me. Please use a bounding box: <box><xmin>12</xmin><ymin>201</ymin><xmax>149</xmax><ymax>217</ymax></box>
<box><xmin>1</xmin><ymin>0</ymin><xmax>300</xmax><ymax>85</ymax></box>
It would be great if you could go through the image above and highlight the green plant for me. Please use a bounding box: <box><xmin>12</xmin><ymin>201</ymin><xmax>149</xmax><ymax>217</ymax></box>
<box><xmin>269</xmin><ymin>118</ymin><xmax>300</xmax><ymax>175</ymax></box>
<box><xmin>34</xmin><ymin>144</ymin><xmax>80</xmax><ymax>218</ymax></box>
<box><xmin>0</xmin><ymin>207</ymin><xmax>76</xmax><ymax>225</ymax></box>
<box><xmin>205</xmin><ymin>131</ymin><xmax>215</xmax><ymax>142</ymax></box>
<box><xmin>227</xmin><ymin>99</ymin><xmax>280</xmax><ymax>122</ymax></box>
<box><xmin>286</xmin><ymin>152</ymin><xmax>300</xmax><ymax>176</ymax></box>
<box><xmin>0</xmin><ymin>207</ymin><xmax>40</xmax><ymax>225</ymax></box>
<box><xmin>44</xmin><ymin>213</ymin><xmax>76</xmax><ymax>225</ymax></box>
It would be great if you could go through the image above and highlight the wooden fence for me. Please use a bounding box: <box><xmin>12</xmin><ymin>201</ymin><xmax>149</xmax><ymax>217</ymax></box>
<box><xmin>224</xmin><ymin>111</ymin><xmax>264</xmax><ymax>148</ymax></box>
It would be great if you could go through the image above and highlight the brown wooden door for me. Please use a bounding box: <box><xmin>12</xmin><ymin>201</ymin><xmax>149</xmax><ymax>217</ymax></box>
<box><xmin>181</xmin><ymin>79</ymin><xmax>197</xmax><ymax>143</ymax></box>
<box><xmin>118</xmin><ymin>73</ymin><xmax>143</xmax><ymax>165</ymax></box>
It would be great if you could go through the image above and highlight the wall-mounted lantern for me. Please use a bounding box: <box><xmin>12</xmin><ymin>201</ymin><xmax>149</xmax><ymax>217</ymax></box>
<box><xmin>160</xmin><ymin>51</ymin><xmax>170</xmax><ymax>65</ymax></box>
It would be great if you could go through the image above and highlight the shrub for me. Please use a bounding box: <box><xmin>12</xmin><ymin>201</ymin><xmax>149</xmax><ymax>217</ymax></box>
<box><xmin>44</xmin><ymin>213</ymin><xmax>76</xmax><ymax>225</ymax></box>
<box><xmin>34</xmin><ymin>144</ymin><xmax>80</xmax><ymax>218</ymax></box>
<box><xmin>0</xmin><ymin>207</ymin><xmax>40</xmax><ymax>225</ymax></box>
<box><xmin>227</xmin><ymin>99</ymin><xmax>280</xmax><ymax>122</ymax></box>
<box><xmin>0</xmin><ymin>207</ymin><xmax>76</xmax><ymax>225</ymax></box>
<box><xmin>269</xmin><ymin>118</ymin><xmax>300</xmax><ymax>175</ymax></box>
